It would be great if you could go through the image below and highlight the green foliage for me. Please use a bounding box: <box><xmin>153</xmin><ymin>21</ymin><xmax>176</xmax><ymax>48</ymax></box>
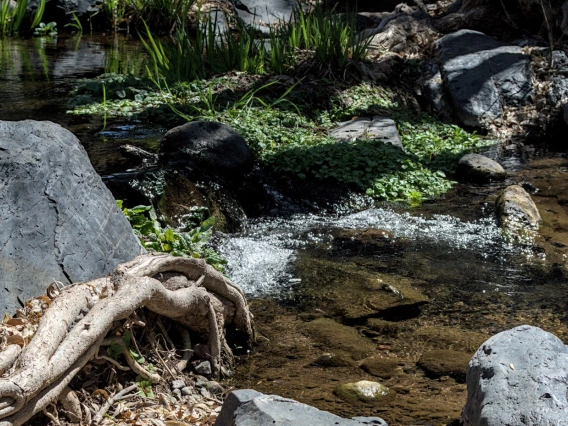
<box><xmin>64</xmin><ymin>12</ymin><xmax>82</xmax><ymax>32</ymax></box>
<box><xmin>33</xmin><ymin>21</ymin><xmax>57</xmax><ymax>36</ymax></box>
<box><xmin>0</xmin><ymin>0</ymin><xmax>44</xmax><ymax>37</ymax></box>
<box><xmin>117</xmin><ymin>201</ymin><xmax>227</xmax><ymax>272</ymax></box>
<box><xmin>141</xmin><ymin>6</ymin><xmax>370</xmax><ymax>83</ymax></box>
<box><xmin>136</xmin><ymin>375</ymin><xmax>154</xmax><ymax>398</ymax></box>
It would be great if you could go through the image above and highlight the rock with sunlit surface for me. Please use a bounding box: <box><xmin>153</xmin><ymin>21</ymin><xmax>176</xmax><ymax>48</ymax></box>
<box><xmin>462</xmin><ymin>325</ymin><xmax>568</xmax><ymax>426</ymax></box>
<box><xmin>495</xmin><ymin>185</ymin><xmax>542</xmax><ymax>231</ymax></box>
<box><xmin>458</xmin><ymin>153</ymin><xmax>506</xmax><ymax>183</ymax></box>
<box><xmin>215</xmin><ymin>389</ymin><xmax>388</xmax><ymax>425</ymax></box>
<box><xmin>331</xmin><ymin>116</ymin><xmax>404</xmax><ymax>150</ymax></box>
<box><xmin>335</xmin><ymin>380</ymin><xmax>391</xmax><ymax>404</ymax></box>
<box><xmin>0</xmin><ymin>120</ymin><xmax>144</xmax><ymax>315</ymax></box>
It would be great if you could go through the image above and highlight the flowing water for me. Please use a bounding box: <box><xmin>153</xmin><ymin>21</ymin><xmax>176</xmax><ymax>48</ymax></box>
<box><xmin>2</xmin><ymin>36</ymin><xmax>568</xmax><ymax>426</ymax></box>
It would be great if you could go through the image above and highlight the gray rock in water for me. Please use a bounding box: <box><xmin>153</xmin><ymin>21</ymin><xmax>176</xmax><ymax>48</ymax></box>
<box><xmin>331</xmin><ymin>116</ymin><xmax>403</xmax><ymax>150</ymax></box>
<box><xmin>214</xmin><ymin>389</ymin><xmax>388</xmax><ymax>426</ymax></box>
<box><xmin>0</xmin><ymin>120</ymin><xmax>143</xmax><ymax>315</ymax></box>
<box><xmin>462</xmin><ymin>325</ymin><xmax>568</xmax><ymax>426</ymax></box>
<box><xmin>495</xmin><ymin>184</ymin><xmax>542</xmax><ymax>231</ymax></box>
<box><xmin>160</xmin><ymin>121</ymin><xmax>254</xmax><ymax>177</ymax></box>
<box><xmin>232</xmin><ymin>0</ymin><xmax>298</xmax><ymax>34</ymax></box>
<box><xmin>457</xmin><ymin>153</ymin><xmax>506</xmax><ymax>183</ymax></box>
<box><xmin>28</xmin><ymin>0</ymin><xmax>102</xmax><ymax>20</ymax></box>
<box><xmin>432</xmin><ymin>30</ymin><xmax>532</xmax><ymax>128</ymax></box>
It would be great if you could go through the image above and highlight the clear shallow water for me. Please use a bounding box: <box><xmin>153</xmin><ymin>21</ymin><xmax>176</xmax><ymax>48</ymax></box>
<box><xmin>218</xmin><ymin>207</ymin><xmax>537</xmax><ymax>297</ymax></box>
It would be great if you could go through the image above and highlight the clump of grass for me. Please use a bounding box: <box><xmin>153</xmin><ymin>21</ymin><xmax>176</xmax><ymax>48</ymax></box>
<box><xmin>141</xmin><ymin>5</ymin><xmax>370</xmax><ymax>83</ymax></box>
<box><xmin>0</xmin><ymin>0</ymin><xmax>45</xmax><ymax>37</ymax></box>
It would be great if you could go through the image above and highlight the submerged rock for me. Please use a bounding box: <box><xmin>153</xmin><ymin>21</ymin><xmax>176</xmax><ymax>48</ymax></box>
<box><xmin>432</xmin><ymin>30</ymin><xmax>532</xmax><ymax>128</ymax></box>
<box><xmin>160</xmin><ymin>121</ymin><xmax>254</xmax><ymax>178</ymax></box>
<box><xmin>462</xmin><ymin>325</ymin><xmax>568</xmax><ymax>426</ymax></box>
<box><xmin>331</xmin><ymin>117</ymin><xmax>404</xmax><ymax>150</ymax></box>
<box><xmin>457</xmin><ymin>153</ymin><xmax>506</xmax><ymax>183</ymax></box>
<box><xmin>495</xmin><ymin>184</ymin><xmax>542</xmax><ymax>231</ymax></box>
<box><xmin>215</xmin><ymin>389</ymin><xmax>388</xmax><ymax>425</ymax></box>
<box><xmin>360</xmin><ymin>358</ymin><xmax>400</xmax><ymax>380</ymax></box>
<box><xmin>335</xmin><ymin>380</ymin><xmax>391</xmax><ymax>404</ymax></box>
<box><xmin>303</xmin><ymin>318</ymin><xmax>375</xmax><ymax>361</ymax></box>
<box><xmin>412</xmin><ymin>326</ymin><xmax>488</xmax><ymax>353</ymax></box>
<box><xmin>417</xmin><ymin>349</ymin><xmax>470</xmax><ymax>382</ymax></box>
<box><xmin>0</xmin><ymin>120</ymin><xmax>143</xmax><ymax>315</ymax></box>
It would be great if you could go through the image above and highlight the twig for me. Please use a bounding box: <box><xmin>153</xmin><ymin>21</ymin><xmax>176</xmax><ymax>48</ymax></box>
<box><xmin>42</xmin><ymin>404</ymin><xmax>61</xmax><ymax>426</ymax></box>
<box><xmin>93</xmin><ymin>383</ymin><xmax>138</xmax><ymax>425</ymax></box>
<box><xmin>156</xmin><ymin>319</ymin><xmax>175</xmax><ymax>352</ymax></box>
<box><xmin>94</xmin><ymin>352</ymin><xmax>131</xmax><ymax>371</ymax></box>
<box><xmin>176</xmin><ymin>325</ymin><xmax>193</xmax><ymax>373</ymax></box>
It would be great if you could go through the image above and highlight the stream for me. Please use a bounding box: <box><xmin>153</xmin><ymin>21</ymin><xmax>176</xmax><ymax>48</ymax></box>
<box><xmin>2</xmin><ymin>35</ymin><xmax>568</xmax><ymax>426</ymax></box>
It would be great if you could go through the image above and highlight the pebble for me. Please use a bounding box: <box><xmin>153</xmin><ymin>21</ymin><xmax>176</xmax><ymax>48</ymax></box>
<box><xmin>171</xmin><ymin>379</ymin><xmax>186</xmax><ymax>390</ymax></box>
<box><xmin>205</xmin><ymin>381</ymin><xmax>224</xmax><ymax>395</ymax></box>
<box><xmin>181</xmin><ymin>386</ymin><xmax>194</xmax><ymax>396</ymax></box>
<box><xmin>195</xmin><ymin>361</ymin><xmax>212</xmax><ymax>376</ymax></box>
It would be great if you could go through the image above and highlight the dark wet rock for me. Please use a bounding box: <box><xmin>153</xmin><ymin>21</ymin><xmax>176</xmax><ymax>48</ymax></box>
<box><xmin>432</xmin><ymin>30</ymin><xmax>532</xmax><ymax>128</ymax></box>
<box><xmin>160</xmin><ymin>121</ymin><xmax>254</xmax><ymax>177</ymax></box>
<box><xmin>28</xmin><ymin>0</ymin><xmax>101</xmax><ymax>22</ymax></box>
<box><xmin>232</xmin><ymin>0</ymin><xmax>298</xmax><ymax>34</ymax></box>
<box><xmin>417</xmin><ymin>349</ymin><xmax>470</xmax><ymax>382</ymax></box>
<box><xmin>332</xmin><ymin>228</ymin><xmax>402</xmax><ymax>256</ymax></box>
<box><xmin>457</xmin><ymin>154</ymin><xmax>506</xmax><ymax>183</ymax></box>
<box><xmin>412</xmin><ymin>326</ymin><xmax>488</xmax><ymax>353</ymax></box>
<box><xmin>331</xmin><ymin>117</ymin><xmax>403</xmax><ymax>150</ymax></box>
<box><xmin>360</xmin><ymin>358</ymin><xmax>400</xmax><ymax>380</ymax></box>
<box><xmin>157</xmin><ymin>171</ymin><xmax>246</xmax><ymax>233</ymax></box>
<box><xmin>310</xmin><ymin>353</ymin><xmax>356</xmax><ymax>368</ymax></box>
<box><xmin>496</xmin><ymin>185</ymin><xmax>542</xmax><ymax>231</ymax></box>
<box><xmin>215</xmin><ymin>389</ymin><xmax>389</xmax><ymax>425</ymax></box>
<box><xmin>366</xmin><ymin>319</ymin><xmax>405</xmax><ymax>337</ymax></box>
<box><xmin>0</xmin><ymin>120</ymin><xmax>143</xmax><ymax>315</ymax></box>
<box><xmin>335</xmin><ymin>380</ymin><xmax>391</xmax><ymax>404</ymax></box>
<box><xmin>462</xmin><ymin>325</ymin><xmax>568</xmax><ymax>426</ymax></box>
<box><xmin>303</xmin><ymin>318</ymin><xmax>375</xmax><ymax>361</ymax></box>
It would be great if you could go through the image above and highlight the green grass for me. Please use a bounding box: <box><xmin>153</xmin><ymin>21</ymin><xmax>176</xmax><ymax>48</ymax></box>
<box><xmin>140</xmin><ymin>5</ymin><xmax>371</xmax><ymax>83</ymax></box>
<box><xmin>0</xmin><ymin>0</ymin><xmax>45</xmax><ymax>37</ymax></box>
<box><xmin>70</xmin><ymin>78</ymin><xmax>493</xmax><ymax>202</ymax></box>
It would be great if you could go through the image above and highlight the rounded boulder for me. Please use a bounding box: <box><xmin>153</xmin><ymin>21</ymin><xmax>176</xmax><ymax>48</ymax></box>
<box><xmin>160</xmin><ymin>121</ymin><xmax>255</xmax><ymax>177</ymax></box>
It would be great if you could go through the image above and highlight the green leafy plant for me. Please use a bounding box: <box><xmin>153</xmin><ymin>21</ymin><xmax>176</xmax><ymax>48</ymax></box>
<box><xmin>117</xmin><ymin>201</ymin><xmax>227</xmax><ymax>271</ymax></box>
<box><xmin>33</xmin><ymin>21</ymin><xmax>57</xmax><ymax>36</ymax></box>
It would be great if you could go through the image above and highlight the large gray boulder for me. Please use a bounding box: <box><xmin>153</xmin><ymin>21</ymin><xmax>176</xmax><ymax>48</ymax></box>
<box><xmin>160</xmin><ymin>121</ymin><xmax>255</xmax><ymax>177</ymax></box>
<box><xmin>431</xmin><ymin>30</ymin><xmax>532</xmax><ymax>128</ymax></box>
<box><xmin>215</xmin><ymin>389</ymin><xmax>388</xmax><ymax>425</ymax></box>
<box><xmin>462</xmin><ymin>325</ymin><xmax>568</xmax><ymax>426</ymax></box>
<box><xmin>0</xmin><ymin>120</ymin><xmax>143</xmax><ymax>315</ymax></box>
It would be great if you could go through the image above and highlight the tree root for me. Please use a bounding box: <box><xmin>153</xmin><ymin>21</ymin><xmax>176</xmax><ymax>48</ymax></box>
<box><xmin>0</xmin><ymin>253</ymin><xmax>254</xmax><ymax>426</ymax></box>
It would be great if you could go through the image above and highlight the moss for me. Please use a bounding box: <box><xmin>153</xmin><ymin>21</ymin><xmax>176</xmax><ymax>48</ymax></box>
<box><xmin>360</xmin><ymin>357</ymin><xmax>400</xmax><ymax>380</ymax></box>
<box><xmin>417</xmin><ymin>350</ymin><xmax>471</xmax><ymax>383</ymax></box>
<box><xmin>302</xmin><ymin>318</ymin><xmax>375</xmax><ymax>361</ymax></box>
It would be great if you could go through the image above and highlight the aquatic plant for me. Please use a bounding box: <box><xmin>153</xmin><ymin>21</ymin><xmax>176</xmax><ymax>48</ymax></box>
<box><xmin>33</xmin><ymin>20</ymin><xmax>56</xmax><ymax>36</ymax></box>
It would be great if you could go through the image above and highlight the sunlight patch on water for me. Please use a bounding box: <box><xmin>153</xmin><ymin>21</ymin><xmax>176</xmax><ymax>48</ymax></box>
<box><xmin>219</xmin><ymin>208</ymin><xmax>532</xmax><ymax>296</ymax></box>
